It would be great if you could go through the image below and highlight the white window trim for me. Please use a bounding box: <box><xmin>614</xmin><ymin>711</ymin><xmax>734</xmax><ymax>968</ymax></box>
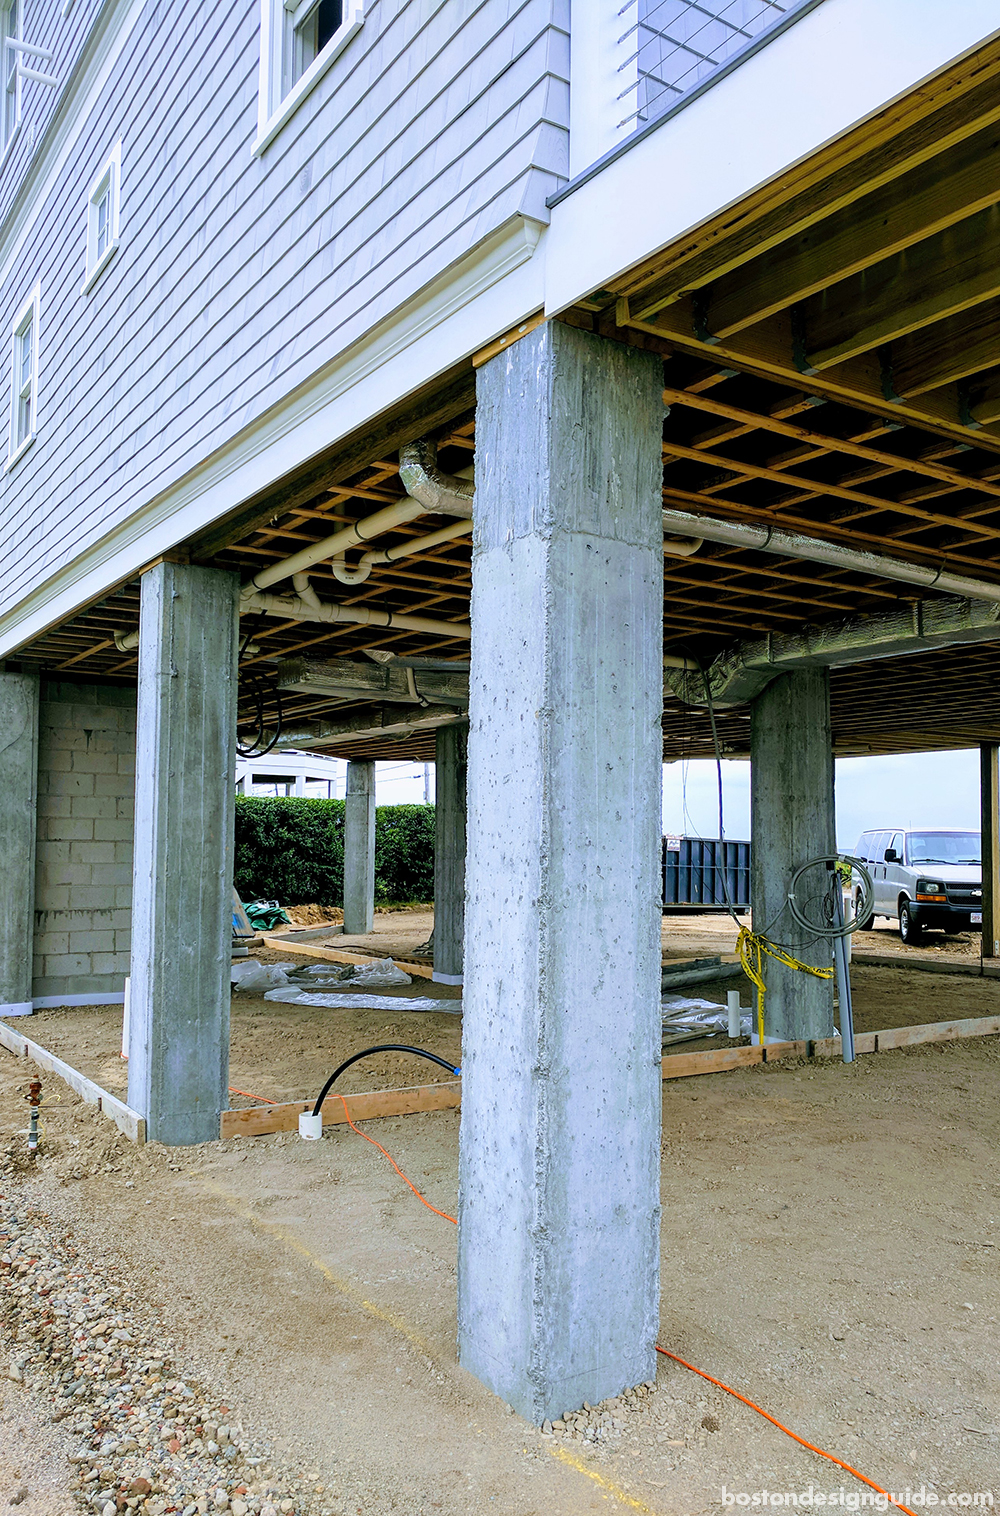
<box><xmin>81</xmin><ymin>139</ymin><xmax>121</xmax><ymax>295</ymax></box>
<box><xmin>7</xmin><ymin>281</ymin><xmax>39</xmax><ymax>469</ymax></box>
<box><xmin>252</xmin><ymin>0</ymin><xmax>362</xmax><ymax>158</ymax></box>
<box><xmin>0</xmin><ymin>0</ymin><xmax>23</xmax><ymax>162</ymax></box>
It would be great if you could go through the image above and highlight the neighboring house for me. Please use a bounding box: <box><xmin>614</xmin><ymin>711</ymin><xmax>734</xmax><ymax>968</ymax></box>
<box><xmin>2</xmin><ymin>0</ymin><xmax>1000</xmax><ymax>1425</ymax></box>
<box><xmin>236</xmin><ymin>749</ymin><xmax>344</xmax><ymax>796</ymax></box>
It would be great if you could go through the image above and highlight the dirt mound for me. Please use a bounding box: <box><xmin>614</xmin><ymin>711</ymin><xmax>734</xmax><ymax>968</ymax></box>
<box><xmin>282</xmin><ymin>904</ymin><xmax>343</xmax><ymax>926</ymax></box>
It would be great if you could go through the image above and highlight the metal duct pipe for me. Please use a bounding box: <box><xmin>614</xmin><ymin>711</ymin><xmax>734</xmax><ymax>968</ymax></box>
<box><xmin>246</xmin><ymin>438</ymin><xmax>474</xmax><ymax>598</ymax></box>
<box><xmin>662</xmin><ymin>506</ymin><xmax>1000</xmax><ymax>604</ymax></box>
<box><xmin>666</xmin><ymin>595</ymin><xmax>1000</xmax><ymax>708</ymax></box>
<box><xmin>398</xmin><ymin>437</ymin><xmax>474</xmax><ymax>517</ymax></box>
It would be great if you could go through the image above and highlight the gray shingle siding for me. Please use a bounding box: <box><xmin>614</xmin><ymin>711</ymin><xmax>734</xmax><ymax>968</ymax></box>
<box><xmin>0</xmin><ymin>0</ymin><xmax>569</xmax><ymax>615</ymax></box>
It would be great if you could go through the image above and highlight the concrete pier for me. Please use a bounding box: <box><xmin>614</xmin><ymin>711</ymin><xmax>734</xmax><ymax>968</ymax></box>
<box><xmin>343</xmin><ymin>760</ymin><xmax>375</xmax><ymax>934</ymax></box>
<box><xmin>127</xmin><ymin>563</ymin><xmax>239</xmax><ymax>1145</ymax></box>
<box><xmin>433</xmin><ymin>722</ymin><xmax>467</xmax><ymax>984</ymax></box>
<box><xmin>458</xmin><ymin>321</ymin><xmax>664</xmax><ymax>1422</ymax></box>
<box><xmin>0</xmin><ymin>673</ymin><xmax>39</xmax><ymax>1016</ymax></box>
<box><xmin>750</xmin><ymin>668</ymin><xmax>836</xmax><ymax>1042</ymax></box>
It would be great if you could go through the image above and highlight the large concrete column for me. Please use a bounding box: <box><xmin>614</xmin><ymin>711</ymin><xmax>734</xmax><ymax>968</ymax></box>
<box><xmin>127</xmin><ymin>563</ymin><xmax>239</xmax><ymax>1145</ymax></box>
<box><xmin>981</xmin><ymin>744</ymin><xmax>1000</xmax><ymax>962</ymax></box>
<box><xmin>458</xmin><ymin>321</ymin><xmax>664</xmax><ymax>1422</ymax></box>
<box><xmin>750</xmin><ymin>668</ymin><xmax>835</xmax><ymax>1042</ymax></box>
<box><xmin>343</xmin><ymin>760</ymin><xmax>375</xmax><ymax>934</ymax></box>
<box><xmin>433</xmin><ymin>722</ymin><xmax>466</xmax><ymax>984</ymax></box>
<box><xmin>0</xmin><ymin>673</ymin><xmax>39</xmax><ymax>1016</ymax></box>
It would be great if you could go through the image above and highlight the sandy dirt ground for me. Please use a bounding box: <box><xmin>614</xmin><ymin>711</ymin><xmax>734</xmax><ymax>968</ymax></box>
<box><xmin>283</xmin><ymin>905</ymin><xmax>987</xmax><ymax>969</ymax></box>
<box><xmin>2</xmin><ymin>909</ymin><xmax>999</xmax><ymax>1515</ymax></box>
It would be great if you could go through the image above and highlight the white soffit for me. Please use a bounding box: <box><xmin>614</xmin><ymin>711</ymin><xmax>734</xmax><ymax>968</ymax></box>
<box><xmin>544</xmin><ymin>0</ymin><xmax>1000</xmax><ymax>315</ymax></box>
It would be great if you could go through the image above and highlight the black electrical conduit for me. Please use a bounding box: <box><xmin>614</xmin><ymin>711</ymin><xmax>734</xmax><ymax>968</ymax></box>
<box><xmin>311</xmin><ymin>1045</ymin><xmax>461</xmax><ymax>1117</ymax></box>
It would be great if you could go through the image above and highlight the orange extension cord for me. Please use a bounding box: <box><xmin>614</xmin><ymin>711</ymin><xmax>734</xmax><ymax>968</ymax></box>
<box><xmin>341</xmin><ymin>1114</ymin><xmax>917</xmax><ymax>1516</ymax></box>
<box><xmin>336</xmin><ymin>1093</ymin><xmax>457</xmax><ymax>1224</ymax></box>
<box><xmin>654</xmin><ymin>1348</ymin><xmax>917</xmax><ymax>1516</ymax></box>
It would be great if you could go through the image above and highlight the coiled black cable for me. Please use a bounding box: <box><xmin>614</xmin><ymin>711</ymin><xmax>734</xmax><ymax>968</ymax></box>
<box><xmin>311</xmin><ymin>1044</ymin><xmax>461</xmax><ymax>1117</ymax></box>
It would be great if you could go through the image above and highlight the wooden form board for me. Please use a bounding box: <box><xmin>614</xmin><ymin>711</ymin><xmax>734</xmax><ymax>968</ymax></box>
<box><xmin>0</xmin><ymin>1020</ymin><xmax>146</xmax><ymax>1143</ymax></box>
<box><xmin>258</xmin><ymin>935</ymin><xmax>435</xmax><ymax>980</ymax></box>
<box><xmin>219</xmin><ymin>1015</ymin><xmax>1000</xmax><ymax>1138</ymax></box>
<box><xmin>220</xmin><ymin>1080</ymin><xmax>462</xmax><ymax>1139</ymax></box>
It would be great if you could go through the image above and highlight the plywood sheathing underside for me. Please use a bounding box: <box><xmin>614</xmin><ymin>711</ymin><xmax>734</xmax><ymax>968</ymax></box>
<box><xmin>15</xmin><ymin>37</ymin><xmax>1000</xmax><ymax>759</ymax></box>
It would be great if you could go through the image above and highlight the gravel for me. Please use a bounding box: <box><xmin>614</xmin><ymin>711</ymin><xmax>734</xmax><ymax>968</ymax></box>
<box><xmin>0</xmin><ymin>1200</ymin><xmax>340</xmax><ymax>1516</ymax></box>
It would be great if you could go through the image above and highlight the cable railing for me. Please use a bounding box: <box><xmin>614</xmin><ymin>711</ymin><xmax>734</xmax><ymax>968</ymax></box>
<box><xmin>616</xmin><ymin>0</ymin><xmax>799</xmax><ymax>129</ymax></box>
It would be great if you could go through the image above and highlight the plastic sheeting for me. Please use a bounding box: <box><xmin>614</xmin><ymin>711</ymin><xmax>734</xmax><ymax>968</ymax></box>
<box><xmin>262</xmin><ymin>988</ymin><xmax>461</xmax><ymax>1014</ymax></box>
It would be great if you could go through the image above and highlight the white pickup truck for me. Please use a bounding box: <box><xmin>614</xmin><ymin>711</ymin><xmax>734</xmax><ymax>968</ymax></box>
<box><xmin>852</xmin><ymin>829</ymin><xmax>982</xmax><ymax>945</ymax></box>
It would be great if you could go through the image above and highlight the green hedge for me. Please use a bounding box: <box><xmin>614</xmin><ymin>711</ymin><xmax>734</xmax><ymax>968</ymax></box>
<box><xmin>233</xmin><ymin>796</ymin><xmax>436</xmax><ymax>906</ymax></box>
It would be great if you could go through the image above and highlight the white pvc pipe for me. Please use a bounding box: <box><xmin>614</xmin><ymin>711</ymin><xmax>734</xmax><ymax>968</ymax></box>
<box><xmin>331</xmin><ymin>518</ymin><xmax>475</xmax><ymax>585</ymax></box>
<box><xmin>247</xmin><ymin>439</ymin><xmax>475</xmax><ymax>597</ymax></box>
<box><xmin>663</xmin><ymin>534</ymin><xmax>704</xmax><ymax>557</ymax></box>
<box><xmin>247</xmin><ymin>498</ymin><xmax>429</xmax><ymax>595</ymax></box>
<box><xmin>662</xmin><ymin>506</ymin><xmax>1000</xmax><ymax>604</ymax></box>
<box><xmin>241</xmin><ymin>587</ymin><xmax>470</xmax><ymax>639</ymax></box>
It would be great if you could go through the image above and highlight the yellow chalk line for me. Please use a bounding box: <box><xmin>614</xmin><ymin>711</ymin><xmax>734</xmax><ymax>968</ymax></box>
<box><xmin>189</xmin><ymin>1172</ymin><xmax>436</xmax><ymax>1358</ymax></box>
<box><xmin>550</xmin><ymin>1445</ymin><xmax>663</xmax><ymax>1513</ymax></box>
<box><xmin>193</xmin><ymin>1173</ymin><xmax>663</xmax><ymax>1515</ymax></box>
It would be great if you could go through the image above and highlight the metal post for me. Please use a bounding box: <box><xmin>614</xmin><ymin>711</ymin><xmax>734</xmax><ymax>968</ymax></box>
<box><xmin>831</xmin><ymin>875</ymin><xmax>855</xmax><ymax>1063</ymax></box>
<box><xmin>981</xmin><ymin>744</ymin><xmax>1000</xmax><ymax>961</ymax></box>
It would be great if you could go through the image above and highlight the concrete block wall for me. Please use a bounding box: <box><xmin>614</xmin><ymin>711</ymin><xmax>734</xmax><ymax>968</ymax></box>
<box><xmin>32</xmin><ymin>682</ymin><xmax>136</xmax><ymax>1002</ymax></box>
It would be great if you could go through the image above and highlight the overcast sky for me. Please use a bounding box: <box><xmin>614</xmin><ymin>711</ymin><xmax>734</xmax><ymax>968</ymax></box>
<box><xmin>355</xmin><ymin>750</ymin><xmax>983</xmax><ymax>852</ymax></box>
<box><xmin>661</xmin><ymin>750</ymin><xmax>981</xmax><ymax>850</ymax></box>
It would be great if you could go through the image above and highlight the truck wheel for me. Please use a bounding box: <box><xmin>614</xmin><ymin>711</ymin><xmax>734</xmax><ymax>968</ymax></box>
<box><xmin>855</xmin><ymin>890</ymin><xmax>874</xmax><ymax>932</ymax></box>
<box><xmin>899</xmin><ymin>901</ymin><xmax>922</xmax><ymax>944</ymax></box>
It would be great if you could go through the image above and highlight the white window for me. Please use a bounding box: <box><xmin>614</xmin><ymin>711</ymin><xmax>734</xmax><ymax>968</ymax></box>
<box><xmin>8</xmin><ymin>283</ymin><xmax>39</xmax><ymax>465</ymax></box>
<box><xmin>254</xmin><ymin>0</ymin><xmax>363</xmax><ymax>156</ymax></box>
<box><xmin>0</xmin><ymin>0</ymin><xmax>20</xmax><ymax>154</ymax></box>
<box><xmin>82</xmin><ymin>142</ymin><xmax>121</xmax><ymax>293</ymax></box>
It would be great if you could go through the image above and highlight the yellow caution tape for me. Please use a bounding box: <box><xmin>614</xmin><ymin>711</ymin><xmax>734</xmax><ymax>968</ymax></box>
<box><xmin>737</xmin><ymin>925</ymin><xmax>834</xmax><ymax>1045</ymax></box>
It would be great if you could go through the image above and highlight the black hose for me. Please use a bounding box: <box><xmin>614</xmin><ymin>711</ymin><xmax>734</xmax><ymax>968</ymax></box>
<box><xmin>311</xmin><ymin>1045</ymin><xmax>461</xmax><ymax>1117</ymax></box>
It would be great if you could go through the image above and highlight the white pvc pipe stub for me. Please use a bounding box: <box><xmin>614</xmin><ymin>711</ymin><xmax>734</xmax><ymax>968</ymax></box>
<box><xmin>299</xmin><ymin>1111</ymin><xmax>323</xmax><ymax>1141</ymax></box>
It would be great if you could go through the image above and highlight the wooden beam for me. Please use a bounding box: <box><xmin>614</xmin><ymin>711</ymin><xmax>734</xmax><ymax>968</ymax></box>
<box><xmin>982</xmin><ymin>743</ymin><xmax>1000</xmax><ymax>962</ymax></box>
<box><xmin>623</xmin><ymin>297</ymin><xmax>1000</xmax><ymax>453</ymax></box>
<box><xmin>266</xmin><ymin>704</ymin><xmax>465</xmax><ymax>748</ymax></box>
<box><xmin>624</xmin><ymin>52</ymin><xmax>1000</xmax><ymax>318</ymax></box>
<box><xmin>804</xmin><ymin>205</ymin><xmax>1000</xmax><ymax>370</ymax></box>
<box><xmin>187</xmin><ymin>364</ymin><xmax>476</xmax><ymax>561</ymax></box>
<box><xmin>705</xmin><ymin>122</ymin><xmax>1000</xmax><ymax>338</ymax></box>
<box><xmin>220</xmin><ymin>1079</ymin><xmax>462</xmax><ymax>1140</ymax></box>
<box><xmin>276</xmin><ymin>657</ymin><xmax>469</xmax><ymax>705</ymax></box>
<box><xmin>889</xmin><ymin>300</ymin><xmax>1000</xmax><ymax>397</ymax></box>
<box><xmin>969</xmin><ymin>370</ymin><xmax>1000</xmax><ymax>426</ymax></box>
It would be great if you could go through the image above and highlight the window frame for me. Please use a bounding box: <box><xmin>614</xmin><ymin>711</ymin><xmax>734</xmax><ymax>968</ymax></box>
<box><xmin>7</xmin><ymin>282</ymin><xmax>39</xmax><ymax>468</ymax></box>
<box><xmin>81</xmin><ymin>141</ymin><xmax>121</xmax><ymax>295</ymax></box>
<box><xmin>0</xmin><ymin>0</ymin><xmax>22</xmax><ymax>163</ymax></box>
<box><xmin>253</xmin><ymin>0</ymin><xmax>363</xmax><ymax>158</ymax></box>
